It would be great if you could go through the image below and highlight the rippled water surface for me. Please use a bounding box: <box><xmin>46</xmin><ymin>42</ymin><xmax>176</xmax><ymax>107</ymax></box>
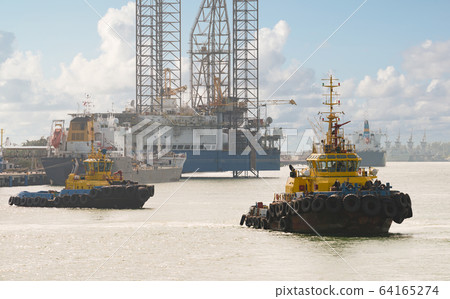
<box><xmin>1</xmin><ymin>162</ymin><xmax>449</xmax><ymax>280</ymax></box>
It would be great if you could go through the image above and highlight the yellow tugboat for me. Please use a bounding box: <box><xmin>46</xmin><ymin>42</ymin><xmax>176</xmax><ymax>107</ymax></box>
<box><xmin>240</xmin><ymin>75</ymin><xmax>412</xmax><ymax>235</ymax></box>
<box><xmin>9</xmin><ymin>146</ymin><xmax>154</xmax><ymax>209</ymax></box>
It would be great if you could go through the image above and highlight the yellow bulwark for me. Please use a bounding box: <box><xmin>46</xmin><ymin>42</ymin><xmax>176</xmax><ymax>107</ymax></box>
<box><xmin>65</xmin><ymin>148</ymin><xmax>121</xmax><ymax>190</ymax></box>
<box><xmin>285</xmin><ymin>75</ymin><xmax>377</xmax><ymax>194</ymax></box>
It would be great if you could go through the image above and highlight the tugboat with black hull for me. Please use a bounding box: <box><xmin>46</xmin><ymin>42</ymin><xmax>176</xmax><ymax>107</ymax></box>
<box><xmin>9</xmin><ymin>145</ymin><xmax>154</xmax><ymax>209</ymax></box>
<box><xmin>240</xmin><ymin>75</ymin><xmax>413</xmax><ymax>236</ymax></box>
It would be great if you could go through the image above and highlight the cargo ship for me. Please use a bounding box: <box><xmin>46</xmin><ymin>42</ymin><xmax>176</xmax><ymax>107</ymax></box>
<box><xmin>240</xmin><ymin>75</ymin><xmax>412</xmax><ymax>235</ymax></box>
<box><xmin>42</xmin><ymin>112</ymin><xmax>185</xmax><ymax>186</ymax></box>
<box><xmin>42</xmin><ymin>99</ymin><xmax>281</xmax><ymax>184</ymax></box>
<box><xmin>351</xmin><ymin>120</ymin><xmax>386</xmax><ymax>167</ymax></box>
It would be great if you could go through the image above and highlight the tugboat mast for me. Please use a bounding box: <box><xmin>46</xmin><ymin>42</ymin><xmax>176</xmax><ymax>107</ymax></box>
<box><xmin>320</xmin><ymin>75</ymin><xmax>350</xmax><ymax>153</ymax></box>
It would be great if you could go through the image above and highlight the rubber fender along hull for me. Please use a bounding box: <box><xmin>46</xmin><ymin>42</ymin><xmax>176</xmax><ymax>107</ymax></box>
<box><xmin>9</xmin><ymin>184</ymin><xmax>154</xmax><ymax>209</ymax></box>
<box><xmin>241</xmin><ymin>192</ymin><xmax>412</xmax><ymax>236</ymax></box>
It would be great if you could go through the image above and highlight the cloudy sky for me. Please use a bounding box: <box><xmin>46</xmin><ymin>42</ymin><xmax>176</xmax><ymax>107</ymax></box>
<box><xmin>1</xmin><ymin>0</ymin><xmax>449</xmax><ymax>145</ymax></box>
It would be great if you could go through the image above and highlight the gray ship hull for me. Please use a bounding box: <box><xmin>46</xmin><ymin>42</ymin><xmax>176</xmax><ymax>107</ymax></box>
<box><xmin>41</xmin><ymin>157</ymin><xmax>182</xmax><ymax>186</ymax></box>
<box><xmin>112</xmin><ymin>157</ymin><xmax>182</xmax><ymax>183</ymax></box>
<box><xmin>357</xmin><ymin>150</ymin><xmax>386</xmax><ymax>167</ymax></box>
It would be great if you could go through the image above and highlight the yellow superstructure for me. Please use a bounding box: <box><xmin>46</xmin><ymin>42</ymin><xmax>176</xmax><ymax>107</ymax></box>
<box><xmin>65</xmin><ymin>148</ymin><xmax>121</xmax><ymax>190</ymax></box>
<box><xmin>285</xmin><ymin>75</ymin><xmax>376</xmax><ymax>194</ymax></box>
<box><xmin>66</xmin><ymin>116</ymin><xmax>94</xmax><ymax>142</ymax></box>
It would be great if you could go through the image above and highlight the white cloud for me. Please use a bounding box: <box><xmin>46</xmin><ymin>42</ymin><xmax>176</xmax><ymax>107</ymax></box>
<box><xmin>258</xmin><ymin>34</ymin><xmax>450</xmax><ymax>143</ymax></box>
<box><xmin>403</xmin><ymin>39</ymin><xmax>450</xmax><ymax>80</ymax></box>
<box><xmin>0</xmin><ymin>2</ymin><xmax>136</xmax><ymax>142</ymax></box>
<box><xmin>354</xmin><ymin>66</ymin><xmax>418</xmax><ymax>98</ymax></box>
<box><xmin>52</xmin><ymin>2</ymin><xmax>135</xmax><ymax>104</ymax></box>
<box><xmin>258</xmin><ymin>21</ymin><xmax>318</xmax><ymax>122</ymax></box>
<box><xmin>259</xmin><ymin>20</ymin><xmax>290</xmax><ymax>73</ymax></box>
<box><xmin>0</xmin><ymin>51</ymin><xmax>43</xmax><ymax>83</ymax></box>
<box><xmin>426</xmin><ymin>79</ymin><xmax>439</xmax><ymax>93</ymax></box>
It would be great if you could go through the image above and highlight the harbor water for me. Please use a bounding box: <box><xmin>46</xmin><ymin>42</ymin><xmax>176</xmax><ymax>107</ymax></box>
<box><xmin>1</xmin><ymin>162</ymin><xmax>449</xmax><ymax>280</ymax></box>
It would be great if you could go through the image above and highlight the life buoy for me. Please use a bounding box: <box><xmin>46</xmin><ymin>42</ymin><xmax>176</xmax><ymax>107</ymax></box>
<box><xmin>325</xmin><ymin>194</ymin><xmax>342</xmax><ymax>213</ymax></box>
<box><xmin>8</xmin><ymin>197</ymin><xmax>14</xmax><ymax>206</ymax></box>
<box><xmin>361</xmin><ymin>194</ymin><xmax>381</xmax><ymax>216</ymax></box>
<box><xmin>26</xmin><ymin>197</ymin><xmax>33</xmax><ymax>207</ymax></box>
<box><xmin>343</xmin><ymin>194</ymin><xmax>360</xmax><ymax>213</ymax></box>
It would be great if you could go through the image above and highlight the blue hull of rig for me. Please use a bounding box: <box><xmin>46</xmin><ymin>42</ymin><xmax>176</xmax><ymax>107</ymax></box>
<box><xmin>173</xmin><ymin>149</ymin><xmax>281</xmax><ymax>173</ymax></box>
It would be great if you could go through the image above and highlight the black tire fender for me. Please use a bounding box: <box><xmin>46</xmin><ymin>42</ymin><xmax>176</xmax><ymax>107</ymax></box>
<box><xmin>240</xmin><ymin>214</ymin><xmax>246</xmax><ymax>226</ymax></box>
<box><xmin>301</xmin><ymin>197</ymin><xmax>312</xmax><ymax>213</ymax></box>
<box><xmin>311</xmin><ymin>196</ymin><xmax>325</xmax><ymax>213</ymax></box>
<box><xmin>382</xmin><ymin>199</ymin><xmax>397</xmax><ymax>218</ymax></box>
<box><xmin>253</xmin><ymin>217</ymin><xmax>261</xmax><ymax>229</ymax></box>
<box><xmin>325</xmin><ymin>194</ymin><xmax>342</xmax><ymax>213</ymax></box>
<box><xmin>39</xmin><ymin>197</ymin><xmax>47</xmax><ymax>207</ymax></box>
<box><xmin>279</xmin><ymin>216</ymin><xmax>289</xmax><ymax>232</ymax></box>
<box><xmin>89</xmin><ymin>188</ymin><xmax>100</xmax><ymax>198</ymax></box>
<box><xmin>137</xmin><ymin>186</ymin><xmax>150</xmax><ymax>203</ymax></box>
<box><xmin>343</xmin><ymin>194</ymin><xmax>360</xmax><ymax>213</ymax></box>
<box><xmin>361</xmin><ymin>194</ymin><xmax>381</xmax><ymax>216</ymax></box>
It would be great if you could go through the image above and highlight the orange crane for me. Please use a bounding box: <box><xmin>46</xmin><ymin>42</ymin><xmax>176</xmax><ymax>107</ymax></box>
<box><xmin>162</xmin><ymin>68</ymin><xmax>187</xmax><ymax>98</ymax></box>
